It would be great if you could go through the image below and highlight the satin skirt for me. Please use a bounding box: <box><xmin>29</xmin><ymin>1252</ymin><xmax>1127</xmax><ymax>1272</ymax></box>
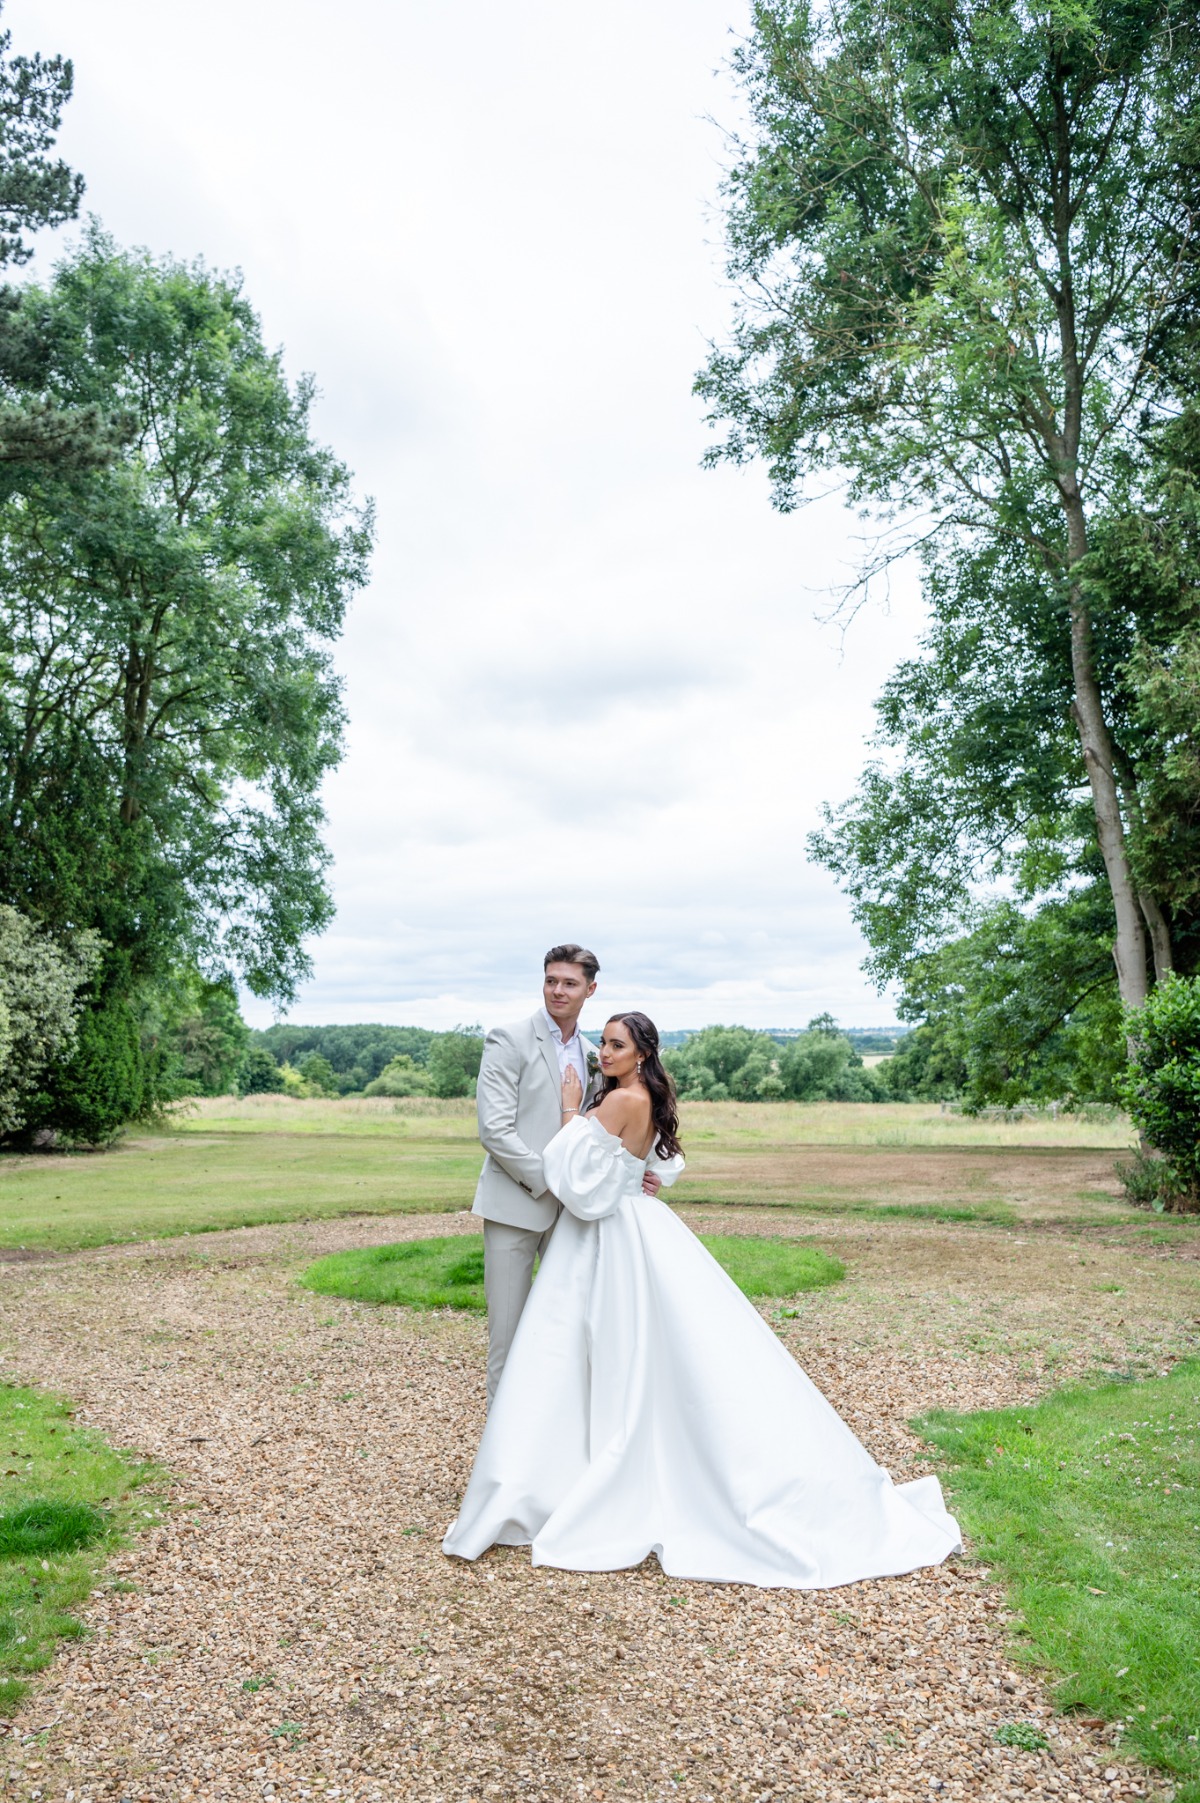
<box><xmin>442</xmin><ymin>1195</ymin><xmax>960</xmax><ymax>1588</ymax></box>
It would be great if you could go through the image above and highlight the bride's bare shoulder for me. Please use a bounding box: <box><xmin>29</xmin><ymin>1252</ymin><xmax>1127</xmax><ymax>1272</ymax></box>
<box><xmin>592</xmin><ymin>1087</ymin><xmax>651</xmax><ymax>1133</ymax></box>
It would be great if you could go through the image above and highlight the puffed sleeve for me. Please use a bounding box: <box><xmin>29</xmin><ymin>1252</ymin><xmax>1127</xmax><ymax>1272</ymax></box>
<box><xmin>541</xmin><ymin>1115</ymin><xmax>630</xmax><ymax>1221</ymax></box>
<box><xmin>646</xmin><ymin>1148</ymin><xmax>685</xmax><ymax>1188</ymax></box>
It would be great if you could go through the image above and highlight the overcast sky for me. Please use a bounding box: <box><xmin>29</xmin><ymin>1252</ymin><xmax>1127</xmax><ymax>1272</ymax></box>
<box><xmin>22</xmin><ymin>0</ymin><xmax>925</xmax><ymax>1033</ymax></box>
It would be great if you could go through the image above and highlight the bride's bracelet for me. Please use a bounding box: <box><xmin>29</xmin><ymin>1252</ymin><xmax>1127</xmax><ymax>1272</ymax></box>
<box><xmin>563</xmin><ymin>1107</ymin><xmax>580</xmax><ymax>1114</ymax></box>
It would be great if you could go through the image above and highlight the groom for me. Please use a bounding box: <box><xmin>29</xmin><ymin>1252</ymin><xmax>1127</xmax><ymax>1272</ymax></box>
<box><xmin>473</xmin><ymin>944</ymin><xmax>605</xmax><ymax>1407</ymax></box>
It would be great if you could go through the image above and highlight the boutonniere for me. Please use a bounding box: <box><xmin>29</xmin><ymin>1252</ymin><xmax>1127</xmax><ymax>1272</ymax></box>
<box><xmin>586</xmin><ymin>1049</ymin><xmax>600</xmax><ymax>1076</ymax></box>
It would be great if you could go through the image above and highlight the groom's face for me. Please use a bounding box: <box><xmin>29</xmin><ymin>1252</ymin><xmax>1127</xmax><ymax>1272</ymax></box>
<box><xmin>543</xmin><ymin>962</ymin><xmax>596</xmax><ymax>1027</ymax></box>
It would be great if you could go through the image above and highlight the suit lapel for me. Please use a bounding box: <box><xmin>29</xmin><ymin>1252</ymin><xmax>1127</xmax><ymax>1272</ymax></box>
<box><xmin>532</xmin><ymin>1011</ymin><xmax>562</xmax><ymax>1099</ymax></box>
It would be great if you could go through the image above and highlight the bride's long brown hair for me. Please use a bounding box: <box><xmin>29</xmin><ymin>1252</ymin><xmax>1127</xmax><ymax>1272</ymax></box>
<box><xmin>587</xmin><ymin>1011</ymin><xmax>683</xmax><ymax>1160</ymax></box>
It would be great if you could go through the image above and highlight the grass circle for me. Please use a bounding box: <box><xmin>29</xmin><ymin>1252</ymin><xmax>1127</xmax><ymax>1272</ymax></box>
<box><xmin>0</xmin><ymin>1500</ymin><xmax>107</xmax><ymax>1560</ymax></box>
<box><xmin>302</xmin><ymin>1236</ymin><xmax>487</xmax><ymax>1311</ymax></box>
<box><xmin>300</xmin><ymin>1232</ymin><xmax>842</xmax><ymax>1312</ymax></box>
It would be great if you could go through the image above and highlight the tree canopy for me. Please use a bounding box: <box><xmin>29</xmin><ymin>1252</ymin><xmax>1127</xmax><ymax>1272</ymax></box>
<box><xmin>0</xmin><ymin>231</ymin><xmax>373</xmax><ymax>1006</ymax></box>
<box><xmin>699</xmin><ymin>0</ymin><xmax>1200</xmax><ymax>1013</ymax></box>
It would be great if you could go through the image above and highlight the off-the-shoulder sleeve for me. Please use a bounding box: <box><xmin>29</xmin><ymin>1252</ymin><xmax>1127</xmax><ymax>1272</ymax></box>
<box><xmin>541</xmin><ymin>1116</ymin><xmax>630</xmax><ymax>1221</ymax></box>
<box><xmin>646</xmin><ymin>1148</ymin><xmax>685</xmax><ymax>1188</ymax></box>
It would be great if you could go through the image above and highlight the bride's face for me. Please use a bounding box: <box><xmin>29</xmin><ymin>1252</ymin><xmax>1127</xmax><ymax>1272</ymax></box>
<box><xmin>598</xmin><ymin>1021</ymin><xmax>640</xmax><ymax>1083</ymax></box>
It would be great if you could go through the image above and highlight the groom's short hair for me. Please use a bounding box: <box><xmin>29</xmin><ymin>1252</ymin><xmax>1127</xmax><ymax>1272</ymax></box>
<box><xmin>544</xmin><ymin>943</ymin><xmax>600</xmax><ymax>983</ymax></box>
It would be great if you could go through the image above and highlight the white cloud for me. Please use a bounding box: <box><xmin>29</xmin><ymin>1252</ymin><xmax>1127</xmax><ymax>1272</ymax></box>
<box><xmin>22</xmin><ymin>0</ymin><xmax>926</xmax><ymax>1031</ymax></box>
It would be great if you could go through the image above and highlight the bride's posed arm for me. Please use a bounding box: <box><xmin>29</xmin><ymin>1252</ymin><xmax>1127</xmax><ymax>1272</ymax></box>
<box><xmin>561</xmin><ymin>1065</ymin><xmax>584</xmax><ymax>1126</ymax></box>
<box><xmin>543</xmin><ymin>1098</ymin><xmax>629</xmax><ymax>1221</ymax></box>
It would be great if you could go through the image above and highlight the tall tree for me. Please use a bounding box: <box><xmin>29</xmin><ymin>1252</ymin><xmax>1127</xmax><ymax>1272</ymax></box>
<box><xmin>0</xmin><ymin>231</ymin><xmax>374</xmax><ymax>1008</ymax></box>
<box><xmin>0</xmin><ymin>1</ymin><xmax>120</xmax><ymax>481</ymax></box>
<box><xmin>698</xmin><ymin>0</ymin><xmax>1200</xmax><ymax>1004</ymax></box>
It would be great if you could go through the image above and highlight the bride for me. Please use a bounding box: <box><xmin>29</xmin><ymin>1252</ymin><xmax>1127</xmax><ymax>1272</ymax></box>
<box><xmin>442</xmin><ymin>1011</ymin><xmax>960</xmax><ymax>1588</ymax></box>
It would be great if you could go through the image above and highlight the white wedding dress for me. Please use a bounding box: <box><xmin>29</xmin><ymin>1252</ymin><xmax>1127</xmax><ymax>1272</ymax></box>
<box><xmin>442</xmin><ymin>1115</ymin><xmax>960</xmax><ymax>1588</ymax></box>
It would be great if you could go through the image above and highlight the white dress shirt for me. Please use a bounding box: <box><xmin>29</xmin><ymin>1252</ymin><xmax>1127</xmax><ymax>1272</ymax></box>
<box><xmin>541</xmin><ymin>1007</ymin><xmax>588</xmax><ymax>1100</ymax></box>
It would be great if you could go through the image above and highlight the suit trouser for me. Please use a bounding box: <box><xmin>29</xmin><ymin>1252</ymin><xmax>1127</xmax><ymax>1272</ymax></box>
<box><xmin>483</xmin><ymin>1214</ymin><xmax>557</xmax><ymax>1409</ymax></box>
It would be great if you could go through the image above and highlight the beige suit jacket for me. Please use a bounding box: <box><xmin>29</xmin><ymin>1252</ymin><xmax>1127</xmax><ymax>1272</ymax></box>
<box><xmin>472</xmin><ymin>1011</ymin><xmax>602</xmax><ymax>1231</ymax></box>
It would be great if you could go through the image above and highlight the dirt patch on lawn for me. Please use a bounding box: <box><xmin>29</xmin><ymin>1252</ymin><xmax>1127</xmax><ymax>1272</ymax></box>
<box><xmin>678</xmin><ymin>1143</ymin><xmax>1130</xmax><ymax>1223</ymax></box>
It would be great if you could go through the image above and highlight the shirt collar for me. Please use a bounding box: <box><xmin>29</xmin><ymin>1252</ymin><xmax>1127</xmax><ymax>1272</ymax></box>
<box><xmin>541</xmin><ymin>1006</ymin><xmax>580</xmax><ymax>1048</ymax></box>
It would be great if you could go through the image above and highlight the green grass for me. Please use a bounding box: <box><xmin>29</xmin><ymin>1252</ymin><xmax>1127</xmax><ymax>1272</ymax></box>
<box><xmin>0</xmin><ymin>1132</ymin><xmax>481</xmax><ymax>1251</ymax></box>
<box><xmin>301</xmin><ymin>1236</ymin><xmax>488</xmax><ymax>1311</ymax></box>
<box><xmin>183</xmin><ymin>1093</ymin><xmax>1134</xmax><ymax>1149</ymax></box>
<box><xmin>0</xmin><ymin>1095</ymin><xmax>1147</xmax><ymax>1254</ymax></box>
<box><xmin>919</xmin><ymin>1359</ymin><xmax>1200</xmax><ymax>1800</ymax></box>
<box><xmin>693</xmin><ymin>1235</ymin><xmax>844</xmax><ymax>1297</ymax></box>
<box><xmin>300</xmin><ymin>1233</ymin><xmax>844</xmax><ymax>1312</ymax></box>
<box><xmin>0</xmin><ymin>1381</ymin><xmax>158</xmax><ymax>1713</ymax></box>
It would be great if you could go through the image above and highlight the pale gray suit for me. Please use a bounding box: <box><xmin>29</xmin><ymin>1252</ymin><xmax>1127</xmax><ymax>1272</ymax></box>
<box><xmin>473</xmin><ymin>1011</ymin><xmax>601</xmax><ymax>1406</ymax></box>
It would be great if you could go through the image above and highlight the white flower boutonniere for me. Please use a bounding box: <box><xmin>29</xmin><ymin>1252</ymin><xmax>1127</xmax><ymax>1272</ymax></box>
<box><xmin>586</xmin><ymin>1049</ymin><xmax>600</xmax><ymax>1077</ymax></box>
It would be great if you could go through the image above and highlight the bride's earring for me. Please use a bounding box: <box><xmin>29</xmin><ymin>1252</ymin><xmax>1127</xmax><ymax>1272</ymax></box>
<box><xmin>636</xmin><ymin>1058</ymin><xmax>643</xmax><ymax>1076</ymax></box>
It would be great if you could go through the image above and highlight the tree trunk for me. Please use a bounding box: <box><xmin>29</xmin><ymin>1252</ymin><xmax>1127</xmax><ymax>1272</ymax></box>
<box><xmin>1138</xmin><ymin>890</ymin><xmax>1175</xmax><ymax>984</ymax></box>
<box><xmin>1061</xmin><ymin>499</ymin><xmax>1150</xmax><ymax>1006</ymax></box>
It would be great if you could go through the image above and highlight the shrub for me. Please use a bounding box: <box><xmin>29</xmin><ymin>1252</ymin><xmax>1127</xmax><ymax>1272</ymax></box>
<box><xmin>363</xmin><ymin>1054</ymin><xmax>431</xmax><ymax>1097</ymax></box>
<box><xmin>426</xmin><ymin>1029</ymin><xmax>483</xmax><ymax>1099</ymax></box>
<box><xmin>29</xmin><ymin>987</ymin><xmax>147</xmax><ymax>1145</ymax></box>
<box><xmin>237</xmin><ymin>1045</ymin><xmax>284</xmax><ymax>1095</ymax></box>
<box><xmin>0</xmin><ymin>908</ymin><xmax>102</xmax><ymax>1140</ymax></box>
<box><xmin>298</xmin><ymin>1052</ymin><xmax>338</xmax><ymax>1096</ymax></box>
<box><xmin>277</xmin><ymin>1061</ymin><xmax>310</xmax><ymax>1098</ymax></box>
<box><xmin>1120</xmin><ymin>975</ymin><xmax>1200</xmax><ymax>1211</ymax></box>
<box><xmin>1117</xmin><ymin>1147</ymin><xmax>1190</xmax><ymax>1214</ymax></box>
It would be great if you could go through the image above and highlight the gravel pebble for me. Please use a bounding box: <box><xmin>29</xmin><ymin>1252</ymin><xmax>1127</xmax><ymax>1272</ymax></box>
<box><xmin>0</xmin><ymin>1206</ymin><xmax>1180</xmax><ymax>1803</ymax></box>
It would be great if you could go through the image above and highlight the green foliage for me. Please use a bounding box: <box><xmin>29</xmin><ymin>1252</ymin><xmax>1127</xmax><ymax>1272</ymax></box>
<box><xmin>994</xmin><ymin>1723</ymin><xmax>1049</xmax><ymax>1753</ymax></box>
<box><xmin>0</xmin><ymin>230</ymin><xmax>372</xmax><ymax>1141</ymax></box>
<box><xmin>301</xmin><ymin>1233</ymin><xmax>844</xmax><ymax>1313</ymax></box>
<box><xmin>1121</xmin><ymin>976</ymin><xmax>1200</xmax><ymax>1209</ymax></box>
<box><xmin>0</xmin><ymin>229</ymin><xmax>372</xmax><ymax>1005</ymax></box>
<box><xmin>0</xmin><ymin>905</ymin><xmax>100</xmax><ymax>1137</ymax></box>
<box><xmin>237</xmin><ymin>1045</ymin><xmax>284</xmax><ymax>1096</ymax></box>
<box><xmin>706</xmin><ymin>0</ymin><xmax>1200</xmax><ymax>1045</ymax></box>
<box><xmin>1116</xmin><ymin>1147</ymin><xmax>1187</xmax><ymax>1215</ymax></box>
<box><xmin>297</xmin><ymin>1053</ymin><xmax>338</xmax><ymax>1097</ymax></box>
<box><xmin>886</xmin><ymin>893</ymin><xmax>1127</xmax><ymax>1110</ymax></box>
<box><xmin>0</xmin><ymin>3</ymin><xmax>126</xmax><ymax>488</ymax></box>
<box><xmin>665</xmin><ymin>1022</ymin><xmax>885</xmax><ymax>1102</ymax></box>
<box><xmin>919</xmin><ymin>1361</ymin><xmax>1200</xmax><ymax>1799</ymax></box>
<box><xmin>249</xmin><ymin>1024</ymin><xmax>436</xmax><ymax>1095</ymax></box>
<box><xmin>145</xmin><ymin>970</ymin><xmax>248</xmax><ymax>1099</ymax></box>
<box><xmin>30</xmin><ymin>980</ymin><xmax>147</xmax><ymax>1145</ymax></box>
<box><xmin>363</xmin><ymin>1054</ymin><xmax>431</xmax><ymax>1097</ymax></box>
<box><xmin>0</xmin><ymin>1379</ymin><xmax>155</xmax><ymax>1714</ymax></box>
<box><xmin>425</xmin><ymin>1028</ymin><xmax>483</xmax><ymax>1099</ymax></box>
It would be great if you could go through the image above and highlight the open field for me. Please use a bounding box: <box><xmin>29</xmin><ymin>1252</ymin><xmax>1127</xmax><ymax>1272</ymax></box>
<box><xmin>0</xmin><ymin>1098</ymin><xmax>1147</xmax><ymax>1253</ymax></box>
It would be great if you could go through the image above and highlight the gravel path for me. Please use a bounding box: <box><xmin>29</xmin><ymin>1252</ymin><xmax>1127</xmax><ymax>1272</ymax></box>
<box><xmin>2</xmin><ymin>1207</ymin><xmax>1191</xmax><ymax>1803</ymax></box>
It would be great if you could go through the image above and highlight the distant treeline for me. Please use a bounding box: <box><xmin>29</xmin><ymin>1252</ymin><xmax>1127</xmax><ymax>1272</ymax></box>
<box><xmin>658</xmin><ymin>1025</ymin><xmax>904</xmax><ymax>1057</ymax></box>
<box><xmin>239</xmin><ymin>1025</ymin><xmax>482</xmax><ymax>1100</ymax></box>
<box><xmin>181</xmin><ymin>1016</ymin><xmax>925</xmax><ymax>1105</ymax></box>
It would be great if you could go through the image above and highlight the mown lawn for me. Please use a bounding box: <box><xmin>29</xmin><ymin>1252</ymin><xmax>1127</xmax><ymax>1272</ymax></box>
<box><xmin>0</xmin><ymin>1382</ymin><xmax>158</xmax><ymax>1712</ymax></box>
<box><xmin>921</xmin><ymin>1360</ymin><xmax>1200</xmax><ymax>1802</ymax></box>
<box><xmin>0</xmin><ymin>1098</ymin><xmax>1145</xmax><ymax>1254</ymax></box>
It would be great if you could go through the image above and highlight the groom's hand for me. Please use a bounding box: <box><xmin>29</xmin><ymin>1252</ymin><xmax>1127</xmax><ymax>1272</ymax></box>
<box><xmin>642</xmin><ymin>1172</ymin><xmax>662</xmax><ymax>1196</ymax></box>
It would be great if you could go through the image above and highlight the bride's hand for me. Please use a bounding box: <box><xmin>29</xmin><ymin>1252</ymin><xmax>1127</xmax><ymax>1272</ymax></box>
<box><xmin>561</xmin><ymin>1067</ymin><xmax>584</xmax><ymax>1116</ymax></box>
